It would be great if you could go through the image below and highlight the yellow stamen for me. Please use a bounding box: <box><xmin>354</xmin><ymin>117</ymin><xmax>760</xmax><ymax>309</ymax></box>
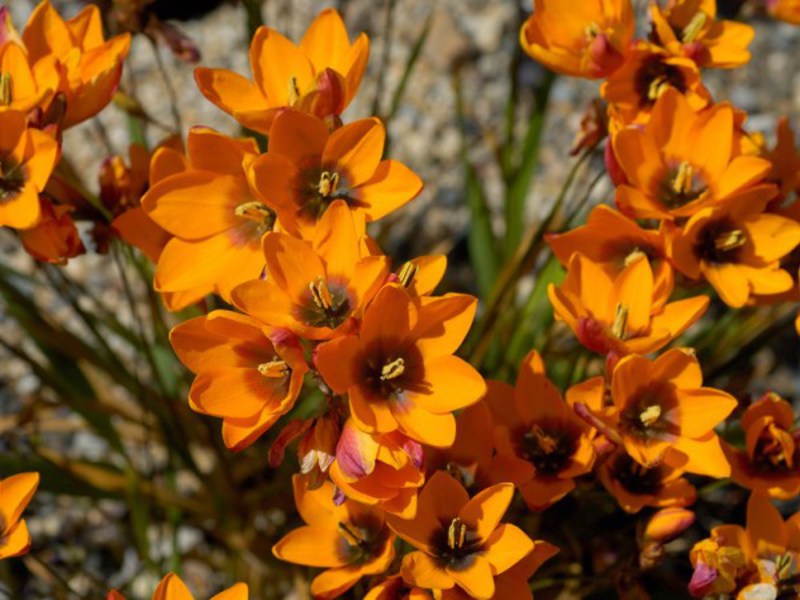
<box><xmin>287</xmin><ymin>76</ymin><xmax>301</xmax><ymax>105</ymax></box>
<box><xmin>531</xmin><ymin>425</ymin><xmax>557</xmax><ymax>454</ymax></box>
<box><xmin>714</xmin><ymin>229</ymin><xmax>746</xmax><ymax>252</ymax></box>
<box><xmin>624</xmin><ymin>248</ymin><xmax>647</xmax><ymax>267</ymax></box>
<box><xmin>338</xmin><ymin>522</ymin><xmax>363</xmax><ymax>546</ymax></box>
<box><xmin>611</xmin><ymin>303</ymin><xmax>628</xmax><ymax>340</ymax></box>
<box><xmin>640</xmin><ymin>405</ymin><xmax>662</xmax><ymax>427</ymax></box>
<box><xmin>681</xmin><ymin>12</ymin><xmax>708</xmax><ymax>43</ymax></box>
<box><xmin>257</xmin><ymin>359</ymin><xmax>289</xmax><ymax>378</ymax></box>
<box><xmin>380</xmin><ymin>358</ymin><xmax>405</xmax><ymax>381</ymax></box>
<box><xmin>447</xmin><ymin>518</ymin><xmax>468</xmax><ymax>550</ymax></box>
<box><xmin>309</xmin><ymin>278</ymin><xmax>334</xmax><ymax>311</ymax></box>
<box><xmin>672</xmin><ymin>161</ymin><xmax>695</xmax><ymax>196</ymax></box>
<box><xmin>647</xmin><ymin>75</ymin><xmax>670</xmax><ymax>101</ymax></box>
<box><xmin>234</xmin><ymin>201</ymin><xmax>273</xmax><ymax>223</ymax></box>
<box><xmin>318</xmin><ymin>171</ymin><xmax>340</xmax><ymax>198</ymax></box>
<box><xmin>397</xmin><ymin>261</ymin><xmax>419</xmax><ymax>288</ymax></box>
<box><xmin>584</xmin><ymin>22</ymin><xmax>601</xmax><ymax>41</ymax></box>
<box><xmin>0</xmin><ymin>73</ymin><xmax>11</xmax><ymax>106</ymax></box>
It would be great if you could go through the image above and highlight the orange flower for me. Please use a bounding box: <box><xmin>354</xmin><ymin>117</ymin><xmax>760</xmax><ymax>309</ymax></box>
<box><xmin>724</xmin><ymin>392</ymin><xmax>800</xmax><ymax>499</ymax></box>
<box><xmin>330</xmin><ymin>419</ymin><xmax>425</xmax><ymax>518</ymax></box>
<box><xmin>247</xmin><ymin>110</ymin><xmax>422</xmax><ymax>236</ymax></box>
<box><xmin>195</xmin><ymin>9</ymin><xmax>368</xmax><ymax>133</ymax></box>
<box><xmin>232</xmin><ymin>200</ymin><xmax>388</xmax><ymax>341</ymax></box>
<box><xmin>387</xmin><ymin>255</ymin><xmax>448</xmax><ymax>299</ymax></box>
<box><xmin>649</xmin><ymin>0</ymin><xmax>753</xmax><ymax>69</ymax></box>
<box><xmin>688</xmin><ymin>492</ymin><xmax>800</xmax><ymax>597</ymax></box>
<box><xmin>141</xmin><ymin>128</ymin><xmax>274</xmax><ymax>308</ymax></box>
<box><xmin>582</xmin><ymin>348</ymin><xmax>736</xmax><ymax>475</ymax></box>
<box><xmin>767</xmin><ymin>0</ymin><xmax>800</xmax><ymax>25</ymax></box>
<box><xmin>548</xmin><ymin>253</ymin><xmax>709</xmax><ymax>356</ymax></box>
<box><xmin>668</xmin><ymin>193</ymin><xmax>800</xmax><ymax>308</ymax></box>
<box><xmin>387</xmin><ymin>471</ymin><xmax>539</xmax><ymax>600</ymax></box>
<box><xmin>611</xmin><ymin>89</ymin><xmax>773</xmax><ymax>220</ymax></box>
<box><xmin>169</xmin><ymin>310</ymin><xmax>308</xmax><ymax>451</ymax></box>
<box><xmin>0</xmin><ymin>40</ymin><xmax>55</xmax><ymax>113</ymax></box>
<box><xmin>108</xmin><ymin>572</ymin><xmax>247</xmax><ymax>600</ymax></box>
<box><xmin>19</xmin><ymin>197</ymin><xmax>83</xmax><ymax>264</ymax></box>
<box><xmin>316</xmin><ymin>285</ymin><xmax>486</xmax><ymax>448</ymax></box>
<box><xmin>602</xmin><ymin>44</ymin><xmax>710</xmax><ymax>125</ymax></box>
<box><xmin>21</xmin><ymin>0</ymin><xmax>131</xmax><ymax>128</ymax></box>
<box><xmin>273</xmin><ymin>475</ymin><xmax>395</xmax><ymax>600</ymax></box>
<box><xmin>546</xmin><ymin>204</ymin><xmax>674</xmax><ymax>300</ymax></box>
<box><xmin>598</xmin><ymin>448</ymin><xmax>696</xmax><ymax>513</ymax></box>
<box><xmin>0</xmin><ymin>110</ymin><xmax>58</xmax><ymax>229</ymax></box>
<box><xmin>759</xmin><ymin>116</ymin><xmax>800</xmax><ymax>208</ymax></box>
<box><xmin>484</xmin><ymin>351</ymin><xmax>598</xmax><ymax>510</ymax></box>
<box><xmin>0</xmin><ymin>472</ymin><xmax>39</xmax><ymax>560</ymax></box>
<box><xmin>519</xmin><ymin>0</ymin><xmax>634</xmax><ymax>79</ymax></box>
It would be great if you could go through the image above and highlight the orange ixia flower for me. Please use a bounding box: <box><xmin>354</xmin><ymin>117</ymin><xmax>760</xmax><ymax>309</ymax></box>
<box><xmin>316</xmin><ymin>285</ymin><xmax>486</xmax><ymax>448</ymax></box>
<box><xmin>724</xmin><ymin>392</ymin><xmax>800</xmax><ymax>499</ymax></box>
<box><xmin>688</xmin><ymin>492</ymin><xmax>800</xmax><ymax>598</ymax></box>
<box><xmin>759</xmin><ymin>116</ymin><xmax>800</xmax><ymax>208</ymax></box>
<box><xmin>546</xmin><ymin>204</ymin><xmax>674</xmax><ymax>301</ymax></box>
<box><xmin>19</xmin><ymin>197</ymin><xmax>83</xmax><ymax>264</ymax></box>
<box><xmin>548</xmin><ymin>253</ymin><xmax>709</xmax><ymax>356</ymax></box>
<box><xmin>602</xmin><ymin>44</ymin><xmax>710</xmax><ymax>125</ymax></box>
<box><xmin>142</xmin><ymin>128</ymin><xmax>274</xmax><ymax>308</ymax></box>
<box><xmin>108</xmin><ymin>572</ymin><xmax>247</xmax><ymax>600</ymax></box>
<box><xmin>21</xmin><ymin>0</ymin><xmax>131</xmax><ymax>128</ymax></box>
<box><xmin>0</xmin><ymin>471</ymin><xmax>39</xmax><ymax>560</ymax></box>
<box><xmin>0</xmin><ymin>110</ymin><xmax>59</xmax><ymax>229</ymax></box>
<box><xmin>649</xmin><ymin>0</ymin><xmax>754</xmax><ymax>69</ymax></box>
<box><xmin>248</xmin><ymin>110</ymin><xmax>423</xmax><ymax>236</ymax></box>
<box><xmin>169</xmin><ymin>310</ymin><xmax>308</xmax><ymax>451</ymax></box>
<box><xmin>582</xmin><ymin>348</ymin><xmax>736</xmax><ymax>475</ymax></box>
<box><xmin>611</xmin><ymin>89</ymin><xmax>774</xmax><ymax>220</ymax></box>
<box><xmin>519</xmin><ymin>0</ymin><xmax>635</xmax><ymax>79</ymax></box>
<box><xmin>485</xmin><ymin>351</ymin><xmax>598</xmax><ymax>510</ymax></box>
<box><xmin>387</xmin><ymin>471</ymin><xmax>538</xmax><ymax>599</ymax></box>
<box><xmin>330</xmin><ymin>419</ymin><xmax>425</xmax><ymax>518</ymax></box>
<box><xmin>195</xmin><ymin>9</ymin><xmax>368</xmax><ymax>133</ymax></box>
<box><xmin>598</xmin><ymin>448</ymin><xmax>696</xmax><ymax>513</ymax></box>
<box><xmin>273</xmin><ymin>475</ymin><xmax>396</xmax><ymax>600</ymax></box>
<box><xmin>767</xmin><ymin>0</ymin><xmax>800</xmax><ymax>25</ymax></box>
<box><xmin>668</xmin><ymin>193</ymin><xmax>800</xmax><ymax>308</ymax></box>
<box><xmin>232</xmin><ymin>200</ymin><xmax>388</xmax><ymax>341</ymax></box>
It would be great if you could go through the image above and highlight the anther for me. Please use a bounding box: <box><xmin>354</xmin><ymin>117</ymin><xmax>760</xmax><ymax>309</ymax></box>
<box><xmin>318</xmin><ymin>171</ymin><xmax>340</xmax><ymax>198</ymax></box>
<box><xmin>287</xmin><ymin>76</ymin><xmax>301</xmax><ymax>105</ymax></box>
<box><xmin>380</xmin><ymin>358</ymin><xmax>405</xmax><ymax>381</ymax></box>
<box><xmin>624</xmin><ymin>248</ymin><xmax>647</xmax><ymax>267</ymax></box>
<box><xmin>647</xmin><ymin>75</ymin><xmax>670</xmax><ymax>101</ymax></box>
<box><xmin>584</xmin><ymin>22</ymin><xmax>601</xmax><ymax>41</ymax></box>
<box><xmin>338</xmin><ymin>522</ymin><xmax>363</xmax><ymax>546</ymax></box>
<box><xmin>309</xmin><ymin>278</ymin><xmax>334</xmax><ymax>311</ymax></box>
<box><xmin>257</xmin><ymin>359</ymin><xmax>289</xmax><ymax>378</ymax></box>
<box><xmin>672</xmin><ymin>162</ymin><xmax>695</xmax><ymax>196</ymax></box>
<box><xmin>611</xmin><ymin>303</ymin><xmax>628</xmax><ymax>340</ymax></box>
<box><xmin>681</xmin><ymin>12</ymin><xmax>708</xmax><ymax>43</ymax></box>
<box><xmin>234</xmin><ymin>201</ymin><xmax>274</xmax><ymax>224</ymax></box>
<box><xmin>397</xmin><ymin>261</ymin><xmax>419</xmax><ymax>288</ymax></box>
<box><xmin>447</xmin><ymin>518</ymin><xmax>468</xmax><ymax>550</ymax></box>
<box><xmin>0</xmin><ymin>73</ymin><xmax>11</xmax><ymax>106</ymax></box>
<box><xmin>640</xmin><ymin>405</ymin><xmax>662</xmax><ymax>427</ymax></box>
<box><xmin>713</xmin><ymin>229</ymin><xmax>746</xmax><ymax>252</ymax></box>
<box><xmin>531</xmin><ymin>425</ymin><xmax>557</xmax><ymax>454</ymax></box>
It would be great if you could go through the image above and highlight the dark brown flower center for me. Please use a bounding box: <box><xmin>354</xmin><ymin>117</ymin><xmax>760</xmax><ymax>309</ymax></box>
<box><xmin>611</xmin><ymin>453</ymin><xmax>665</xmax><ymax>495</ymax></box>
<box><xmin>694</xmin><ymin>218</ymin><xmax>747</xmax><ymax>265</ymax></box>
<box><xmin>0</xmin><ymin>158</ymin><xmax>25</xmax><ymax>201</ymax></box>
<box><xmin>521</xmin><ymin>424</ymin><xmax>577</xmax><ymax>476</ymax></box>
<box><xmin>659</xmin><ymin>161</ymin><xmax>708</xmax><ymax>209</ymax></box>
<box><xmin>299</xmin><ymin>277</ymin><xmax>351</xmax><ymax>329</ymax></box>
<box><xmin>430</xmin><ymin>517</ymin><xmax>482</xmax><ymax>570</ymax></box>
<box><xmin>620</xmin><ymin>381</ymin><xmax>676</xmax><ymax>440</ymax></box>
<box><xmin>634</xmin><ymin>55</ymin><xmax>687</xmax><ymax>107</ymax></box>
<box><xmin>337</xmin><ymin>517</ymin><xmax>388</xmax><ymax>566</ymax></box>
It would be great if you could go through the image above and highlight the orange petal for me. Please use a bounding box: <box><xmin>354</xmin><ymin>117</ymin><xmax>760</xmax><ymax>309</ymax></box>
<box><xmin>355</xmin><ymin>159</ymin><xmax>424</xmax><ymax>221</ymax></box>
<box><xmin>273</xmin><ymin>525</ymin><xmax>348</xmax><ymax>568</ymax></box>
<box><xmin>0</xmin><ymin>472</ymin><xmax>39</xmax><ymax>531</ymax></box>
<box><xmin>324</xmin><ymin>118</ymin><xmax>385</xmax><ymax>186</ymax></box>
<box><xmin>400</xmin><ymin>552</ymin><xmax>455</xmax><ymax>591</ymax></box>
<box><xmin>459</xmin><ymin>483</ymin><xmax>514</xmax><ymax>544</ymax></box>
<box><xmin>409</xmin><ymin>355</ymin><xmax>486</xmax><ymax>414</ymax></box>
<box><xmin>481</xmin><ymin>523</ymin><xmax>534</xmax><ymax>575</ymax></box>
<box><xmin>446</xmin><ymin>554</ymin><xmax>495</xmax><ymax>600</ymax></box>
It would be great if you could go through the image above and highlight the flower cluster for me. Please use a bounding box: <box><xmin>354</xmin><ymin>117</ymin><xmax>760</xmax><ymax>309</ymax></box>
<box><xmin>3</xmin><ymin>1</ymin><xmax>800</xmax><ymax>599</ymax></box>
